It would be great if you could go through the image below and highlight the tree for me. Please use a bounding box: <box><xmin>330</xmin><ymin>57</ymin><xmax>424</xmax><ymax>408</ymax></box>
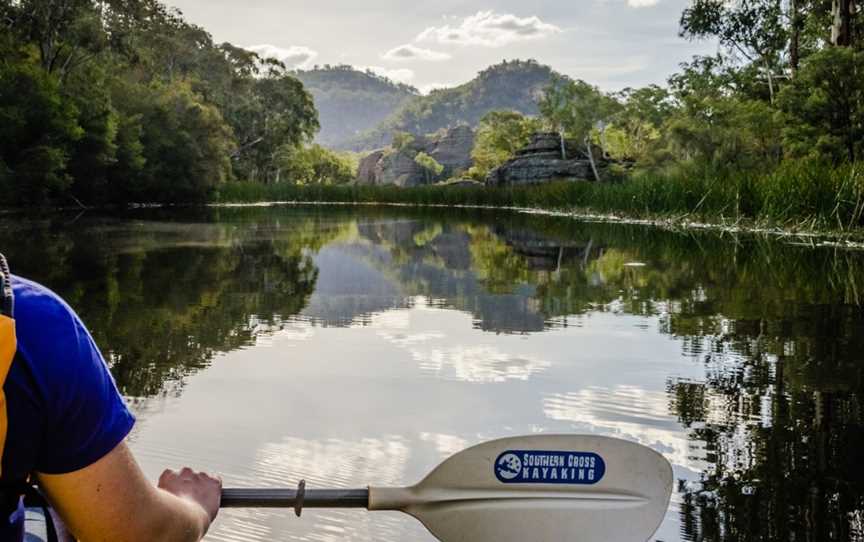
<box><xmin>2</xmin><ymin>0</ymin><xmax>105</xmax><ymax>80</ymax></box>
<box><xmin>789</xmin><ymin>0</ymin><xmax>803</xmax><ymax>76</ymax></box>
<box><xmin>107</xmin><ymin>80</ymin><xmax>234</xmax><ymax>202</ymax></box>
<box><xmin>469</xmin><ymin>111</ymin><xmax>542</xmax><ymax>180</ymax></box>
<box><xmin>414</xmin><ymin>152</ymin><xmax>444</xmax><ymax>184</ymax></box>
<box><xmin>391</xmin><ymin>131</ymin><xmax>416</xmax><ymax>151</ymax></box>
<box><xmin>605</xmin><ymin>86</ymin><xmax>674</xmax><ymax>164</ymax></box>
<box><xmin>831</xmin><ymin>0</ymin><xmax>856</xmax><ymax>46</ymax></box>
<box><xmin>778</xmin><ymin>47</ymin><xmax>864</xmax><ymax>162</ymax></box>
<box><xmin>275</xmin><ymin>144</ymin><xmax>356</xmax><ymax>185</ymax></box>
<box><xmin>663</xmin><ymin>57</ymin><xmax>784</xmax><ymax>168</ymax></box>
<box><xmin>230</xmin><ymin>74</ymin><xmax>319</xmax><ymax>183</ymax></box>
<box><xmin>680</xmin><ymin>0</ymin><xmax>788</xmax><ymax>102</ymax></box>
<box><xmin>0</xmin><ymin>57</ymin><xmax>83</xmax><ymax>204</ymax></box>
<box><xmin>539</xmin><ymin>75</ymin><xmax>615</xmax><ymax>181</ymax></box>
<box><xmin>538</xmin><ymin>74</ymin><xmax>572</xmax><ymax>160</ymax></box>
<box><xmin>0</xmin><ymin>0</ymin><xmax>328</xmax><ymax>205</ymax></box>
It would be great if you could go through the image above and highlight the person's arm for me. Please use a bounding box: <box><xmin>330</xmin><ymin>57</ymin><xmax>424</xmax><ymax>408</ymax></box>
<box><xmin>37</xmin><ymin>441</ymin><xmax>222</xmax><ymax>542</ymax></box>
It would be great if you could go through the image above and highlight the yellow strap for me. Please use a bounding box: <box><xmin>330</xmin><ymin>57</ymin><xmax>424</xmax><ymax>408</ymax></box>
<box><xmin>0</xmin><ymin>315</ymin><xmax>16</xmax><ymax>477</ymax></box>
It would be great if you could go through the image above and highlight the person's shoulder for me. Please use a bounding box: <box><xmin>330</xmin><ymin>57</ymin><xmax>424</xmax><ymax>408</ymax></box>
<box><xmin>11</xmin><ymin>275</ymin><xmax>79</xmax><ymax>328</ymax></box>
<box><xmin>10</xmin><ymin>275</ymin><xmax>95</xmax><ymax>376</ymax></box>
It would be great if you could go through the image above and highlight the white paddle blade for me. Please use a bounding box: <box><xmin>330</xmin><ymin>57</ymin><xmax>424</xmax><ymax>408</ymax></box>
<box><xmin>369</xmin><ymin>435</ymin><xmax>672</xmax><ymax>542</ymax></box>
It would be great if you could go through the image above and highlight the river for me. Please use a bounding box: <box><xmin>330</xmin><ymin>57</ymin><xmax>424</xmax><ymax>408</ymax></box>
<box><xmin>2</xmin><ymin>205</ymin><xmax>862</xmax><ymax>541</ymax></box>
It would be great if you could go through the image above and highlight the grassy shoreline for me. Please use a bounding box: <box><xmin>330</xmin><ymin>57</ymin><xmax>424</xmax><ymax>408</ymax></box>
<box><xmin>213</xmin><ymin>161</ymin><xmax>864</xmax><ymax>244</ymax></box>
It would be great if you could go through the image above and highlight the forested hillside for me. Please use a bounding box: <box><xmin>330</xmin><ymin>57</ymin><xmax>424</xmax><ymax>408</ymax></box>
<box><xmin>294</xmin><ymin>66</ymin><xmax>417</xmax><ymax>149</ymax></box>
<box><xmin>347</xmin><ymin>60</ymin><xmax>557</xmax><ymax>151</ymax></box>
<box><xmin>0</xmin><ymin>0</ymin><xmax>358</xmax><ymax>206</ymax></box>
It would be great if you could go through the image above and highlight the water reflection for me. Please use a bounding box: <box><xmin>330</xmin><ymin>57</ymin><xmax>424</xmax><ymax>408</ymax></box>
<box><xmin>1</xmin><ymin>206</ymin><xmax>863</xmax><ymax>541</ymax></box>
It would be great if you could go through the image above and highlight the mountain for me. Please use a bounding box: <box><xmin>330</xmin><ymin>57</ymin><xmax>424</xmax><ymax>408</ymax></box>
<box><xmin>293</xmin><ymin>65</ymin><xmax>418</xmax><ymax>149</ymax></box>
<box><xmin>345</xmin><ymin>59</ymin><xmax>558</xmax><ymax>151</ymax></box>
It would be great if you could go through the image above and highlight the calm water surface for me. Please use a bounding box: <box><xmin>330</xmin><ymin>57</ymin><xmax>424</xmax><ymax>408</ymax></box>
<box><xmin>1</xmin><ymin>206</ymin><xmax>863</xmax><ymax>542</ymax></box>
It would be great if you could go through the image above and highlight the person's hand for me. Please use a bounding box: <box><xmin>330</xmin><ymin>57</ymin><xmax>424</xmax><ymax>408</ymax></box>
<box><xmin>158</xmin><ymin>467</ymin><xmax>222</xmax><ymax>525</ymax></box>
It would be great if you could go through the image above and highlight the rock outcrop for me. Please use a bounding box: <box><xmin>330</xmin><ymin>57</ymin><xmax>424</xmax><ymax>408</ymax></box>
<box><xmin>356</xmin><ymin>126</ymin><xmax>475</xmax><ymax>187</ymax></box>
<box><xmin>485</xmin><ymin>132</ymin><xmax>605</xmax><ymax>187</ymax></box>
<box><xmin>356</xmin><ymin>149</ymin><xmax>385</xmax><ymax>185</ymax></box>
<box><xmin>378</xmin><ymin>149</ymin><xmax>426</xmax><ymax>187</ymax></box>
<box><xmin>428</xmin><ymin>125</ymin><xmax>475</xmax><ymax>175</ymax></box>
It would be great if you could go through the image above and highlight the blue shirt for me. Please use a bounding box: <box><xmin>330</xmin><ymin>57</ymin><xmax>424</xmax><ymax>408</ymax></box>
<box><xmin>2</xmin><ymin>276</ymin><xmax>135</xmax><ymax>537</ymax></box>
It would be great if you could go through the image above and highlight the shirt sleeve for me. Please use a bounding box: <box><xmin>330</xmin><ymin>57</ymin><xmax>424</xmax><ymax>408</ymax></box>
<box><xmin>13</xmin><ymin>277</ymin><xmax>135</xmax><ymax>475</ymax></box>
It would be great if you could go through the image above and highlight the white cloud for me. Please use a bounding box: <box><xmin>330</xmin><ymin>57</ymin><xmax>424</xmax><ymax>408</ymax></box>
<box><xmin>627</xmin><ymin>0</ymin><xmax>660</xmax><ymax>7</ymax></box>
<box><xmin>417</xmin><ymin>11</ymin><xmax>562</xmax><ymax>47</ymax></box>
<box><xmin>245</xmin><ymin>44</ymin><xmax>318</xmax><ymax>69</ymax></box>
<box><xmin>360</xmin><ymin>65</ymin><xmax>416</xmax><ymax>84</ymax></box>
<box><xmin>418</xmin><ymin>82</ymin><xmax>455</xmax><ymax>95</ymax></box>
<box><xmin>382</xmin><ymin>44</ymin><xmax>451</xmax><ymax>62</ymax></box>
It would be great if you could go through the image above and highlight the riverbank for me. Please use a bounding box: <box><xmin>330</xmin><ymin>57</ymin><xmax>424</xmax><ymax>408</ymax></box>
<box><xmin>213</xmin><ymin>161</ymin><xmax>864</xmax><ymax>246</ymax></box>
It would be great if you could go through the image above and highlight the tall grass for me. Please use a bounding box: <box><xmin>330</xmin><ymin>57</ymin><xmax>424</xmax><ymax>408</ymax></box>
<box><xmin>213</xmin><ymin>161</ymin><xmax>864</xmax><ymax>232</ymax></box>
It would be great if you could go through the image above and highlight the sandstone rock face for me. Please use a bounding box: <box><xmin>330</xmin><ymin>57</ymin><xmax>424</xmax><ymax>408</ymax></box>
<box><xmin>378</xmin><ymin>148</ymin><xmax>426</xmax><ymax>187</ymax></box>
<box><xmin>429</xmin><ymin>125</ymin><xmax>475</xmax><ymax>176</ymax></box>
<box><xmin>515</xmin><ymin>132</ymin><xmax>561</xmax><ymax>156</ymax></box>
<box><xmin>357</xmin><ymin>150</ymin><xmax>385</xmax><ymax>185</ymax></box>
<box><xmin>485</xmin><ymin>132</ymin><xmax>602</xmax><ymax>187</ymax></box>
<box><xmin>356</xmin><ymin>125</ymin><xmax>475</xmax><ymax>186</ymax></box>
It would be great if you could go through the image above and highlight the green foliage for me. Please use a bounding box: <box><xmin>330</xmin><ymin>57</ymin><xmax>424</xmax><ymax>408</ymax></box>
<box><xmin>469</xmin><ymin>111</ymin><xmax>542</xmax><ymax>180</ymax></box>
<box><xmin>0</xmin><ymin>0</ymin><xmax>320</xmax><ymax>206</ymax></box>
<box><xmin>350</xmin><ymin>60</ymin><xmax>556</xmax><ymax>150</ymax></box>
<box><xmin>136</xmin><ymin>81</ymin><xmax>235</xmax><ymax>202</ymax></box>
<box><xmin>0</xmin><ymin>55</ymin><xmax>83</xmax><ymax>204</ymax></box>
<box><xmin>660</xmin><ymin>56</ymin><xmax>784</xmax><ymax>170</ymax></box>
<box><xmin>272</xmin><ymin>144</ymin><xmax>356</xmax><ymax>185</ymax></box>
<box><xmin>604</xmin><ymin>86</ymin><xmax>674</xmax><ymax>164</ymax></box>
<box><xmin>230</xmin><ymin>74</ymin><xmax>319</xmax><ymax>183</ymax></box>
<box><xmin>779</xmin><ymin>47</ymin><xmax>864</xmax><ymax>163</ymax></box>
<box><xmin>680</xmin><ymin>0</ymin><xmax>787</xmax><ymax>67</ymax></box>
<box><xmin>539</xmin><ymin>75</ymin><xmax>616</xmax><ymax>146</ymax></box>
<box><xmin>414</xmin><ymin>152</ymin><xmax>444</xmax><ymax>183</ymax></box>
<box><xmin>665</xmin><ymin>97</ymin><xmax>784</xmax><ymax>170</ymax></box>
<box><xmin>391</xmin><ymin>131</ymin><xmax>416</xmax><ymax>151</ymax></box>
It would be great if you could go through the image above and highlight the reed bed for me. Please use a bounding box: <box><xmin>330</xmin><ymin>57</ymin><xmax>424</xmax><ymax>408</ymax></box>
<box><xmin>214</xmin><ymin>161</ymin><xmax>864</xmax><ymax>232</ymax></box>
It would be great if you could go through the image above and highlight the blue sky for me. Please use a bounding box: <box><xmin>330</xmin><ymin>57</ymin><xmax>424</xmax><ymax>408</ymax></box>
<box><xmin>165</xmin><ymin>0</ymin><xmax>718</xmax><ymax>93</ymax></box>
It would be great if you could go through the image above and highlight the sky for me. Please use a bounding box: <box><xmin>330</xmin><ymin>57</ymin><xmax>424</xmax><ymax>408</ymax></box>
<box><xmin>163</xmin><ymin>0</ymin><xmax>719</xmax><ymax>93</ymax></box>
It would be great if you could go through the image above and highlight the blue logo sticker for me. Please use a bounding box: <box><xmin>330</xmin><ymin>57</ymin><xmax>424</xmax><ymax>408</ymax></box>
<box><xmin>494</xmin><ymin>450</ymin><xmax>606</xmax><ymax>485</ymax></box>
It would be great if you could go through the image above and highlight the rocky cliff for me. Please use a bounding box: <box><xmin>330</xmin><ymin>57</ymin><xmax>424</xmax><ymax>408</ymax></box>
<box><xmin>357</xmin><ymin>126</ymin><xmax>475</xmax><ymax>187</ymax></box>
<box><xmin>485</xmin><ymin>133</ymin><xmax>605</xmax><ymax>187</ymax></box>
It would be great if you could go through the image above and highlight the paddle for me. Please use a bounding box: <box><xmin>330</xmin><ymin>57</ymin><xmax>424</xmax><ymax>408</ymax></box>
<box><xmin>221</xmin><ymin>434</ymin><xmax>673</xmax><ymax>542</ymax></box>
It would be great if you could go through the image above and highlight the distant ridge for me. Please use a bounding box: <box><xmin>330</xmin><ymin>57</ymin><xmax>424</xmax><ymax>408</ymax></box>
<box><xmin>294</xmin><ymin>65</ymin><xmax>419</xmax><ymax>149</ymax></box>
<box><xmin>344</xmin><ymin>59</ymin><xmax>558</xmax><ymax>151</ymax></box>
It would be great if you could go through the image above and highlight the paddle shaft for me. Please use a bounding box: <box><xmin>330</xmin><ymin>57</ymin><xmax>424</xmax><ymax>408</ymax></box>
<box><xmin>221</xmin><ymin>488</ymin><xmax>369</xmax><ymax>509</ymax></box>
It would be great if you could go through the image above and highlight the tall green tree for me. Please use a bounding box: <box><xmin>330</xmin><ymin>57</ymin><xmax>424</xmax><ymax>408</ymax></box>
<box><xmin>230</xmin><ymin>74</ymin><xmax>319</xmax><ymax>184</ymax></box>
<box><xmin>779</xmin><ymin>47</ymin><xmax>864</xmax><ymax>162</ymax></box>
<box><xmin>274</xmin><ymin>145</ymin><xmax>356</xmax><ymax>185</ymax></box>
<box><xmin>605</xmin><ymin>86</ymin><xmax>674</xmax><ymax>164</ymax></box>
<box><xmin>665</xmin><ymin>56</ymin><xmax>784</xmax><ymax>168</ymax></box>
<box><xmin>0</xmin><ymin>53</ymin><xmax>83</xmax><ymax>204</ymax></box>
<box><xmin>680</xmin><ymin>0</ymin><xmax>788</xmax><ymax>101</ymax></box>
<box><xmin>830</xmin><ymin>0</ymin><xmax>857</xmax><ymax>46</ymax></box>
